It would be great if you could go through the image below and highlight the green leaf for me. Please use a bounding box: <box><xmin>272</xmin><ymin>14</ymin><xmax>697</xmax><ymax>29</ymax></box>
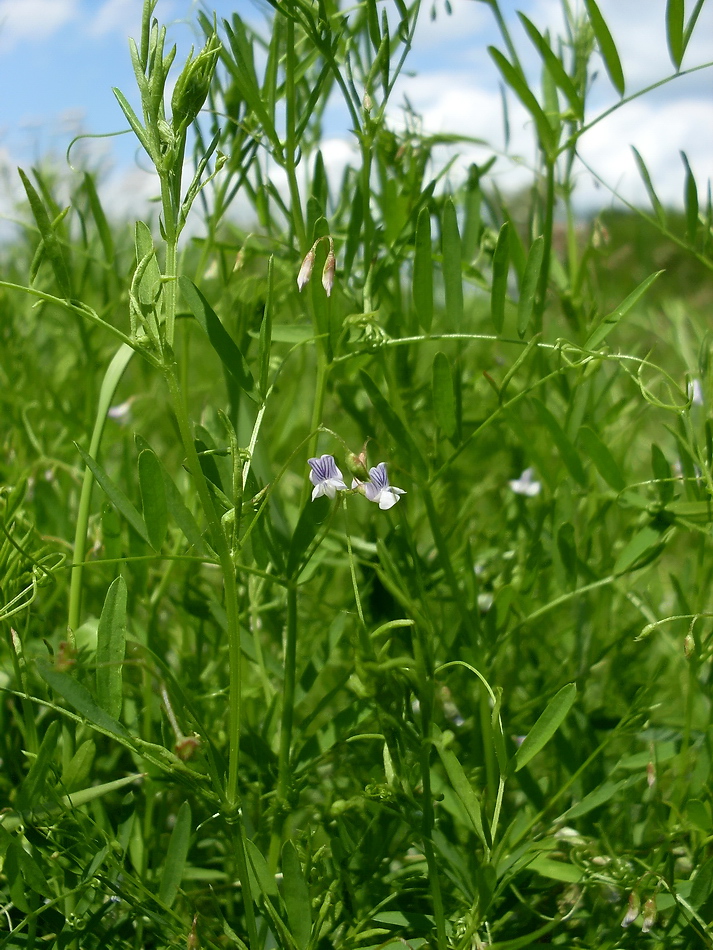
<box><xmin>75</xmin><ymin>442</ymin><xmax>151</xmax><ymax>545</ymax></box>
<box><xmin>432</xmin><ymin>352</ymin><xmax>457</xmax><ymax>441</ymax></box>
<box><xmin>286</xmin><ymin>497</ymin><xmax>330</xmax><ymax>579</ymax></box>
<box><xmin>84</xmin><ymin>173</ymin><xmax>115</xmax><ymax>266</ymax></box>
<box><xmin>584</xmin><ymin>270</ymin><xmax>663</xmax><ymax>349</ymax></box>
<box><xmin>583</xmin><ymin>0</ymin><xmax>625</xmax><ymax>95</ymax></box>
<box><xmin>245</xmin><ymin>837</ymin><xmax>279</xmax><ymax>898</ymax></box>
<box><xmin>651</xmin><ymin>443</ymin><xmax>674</xmax><ymax>506</ymax></box>
<box><xmin>435</xmin><ymin>733</ymin><xmax>489</xmax><ymax>847</ymax></box>
<box><xmin>562</xmin><ymin>778</ymin><xmax>629</xmax><ymax>819</ymax></box>
<box><xmin>37</xmin><ymin>661</ymin><xmax>130</xmax><ymax>739</ymax></box>
<box><xmin>360</xmin><ymin>371</ymin><xmax>428</xmax><ymax>479</ymax></box>
<box><xmin>179</xmin><ymin>275</ymin><xmax>256</xmax><ymax>400</ymax></box>
<box><xmin>518</xmin><ymin>15</ymin><xmax>583</xmax><ymax>119</ymax></box>
<box><xmin>413</xmin><ymin>206</ymin><xmax>433</xmax><ymax>331</ymax></box>
<box><xmin>135</xmin><ymin>435</ymin><xmax>210</xmax><ymax>555</ymax></box>
<box><xmin>60</xmin><ymin>739</ymin><xmax>96</xmax><ymax>793</ymax></box>
<box><xmin>488</xmin><ymin>47</ymin><xmax>555</xmax><ymax>155</ymax></box>
<box><xmin>532</xmin><ymin>399</ymin><xmax>587</xmax><ymax>486</ymax></box>
<box><xmin>681</xmin><ymin>151</ymin><xmax>699</xmax><ymax>244</ymax></box>
<box><xmin>96</xmin><ymin>576</ymin><xmax>127</xmax><ymax>721</ymax></box>
<box><xmin>515</xmin><ymin>683</ymin><xmax>577</xmax><ymax>771</ymax></box>
<box><xmin>682</xmin><ymin>0</ymin><xmax>707</xmax><ymax>55</ymax></box>
<box><xmin>442</xmin><ymin>198</ymin><xmax>464</xmax><ymax>331</ymax></box>
<box><xmin>158</xmin><ymin>801</ymin><xmax>192</xmax><ymax>908</ymax></box>
<box><xmin>138</xmin><ymin>449</ymin><xmax>168</xmax><ymax>551</ymax></box>
<box><xmin>17</xmin><ymin>720</ymin><xmax>61</xmax><ymax>811</ymax></box>
<box><xmin>613</xmin><ymin>525</ymin><xmax>666</xmax><ymax>574</ymax></box>
<box><xmin>517</xmin><ymin>236</ymin><xmax>544</xmax><ymax>337</ymax></box>
<box><xmin>631</xmin><ymin>147</ymin><xmax>666</xmax><ymax>225</ymax></box>
<box><xmin>557</xmin><ymin>522</ymin><xmax>577</xmax><ymax>586</ymax></box>
<box><xmin>282</xmin><ymin>841</ymin><xmax>312</xmax><ymax>950</ymax></box>
<box><xmin>18</xmin><ymin>168</ymin><xmax>72</xmax><ymax>298</ymax></box>
<box><xmin>666</xmin><ymin>0</ymin><xmax>684</xmax><ymax>68</ymax></box>
<box><xmin>491</xmin><ymin>221</ymin><xmax>510</xmax><ymax>334</ymax></box>
<box><xmin>690</xmin><ymin>856</ymin><xmax>713</xmax><ymax>910</ymax></box>
<box><xmin>112</xmin><ymin>87</ymin><xmax>152</xmax><ymax>158</ymax></box>
<box><xmin>578</xmin><ymin>426</ymin><xmax>625</xmax><ymax>491</ymax></box>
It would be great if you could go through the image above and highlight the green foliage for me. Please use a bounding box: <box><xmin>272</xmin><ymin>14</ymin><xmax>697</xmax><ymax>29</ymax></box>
<box><xmin>1</xmin><ymin>1</ymin><xmax>712</xmax><ymax>949</ymax></box>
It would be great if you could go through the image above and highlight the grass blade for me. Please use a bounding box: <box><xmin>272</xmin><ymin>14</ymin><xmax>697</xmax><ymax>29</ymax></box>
<box><xmin>158</xmin><ymin>801</ymin><xmax>192</xmax><ymax>908</ymax></box>
<box><xmin>515</xmin><ymin>683</ymin><xmax>577</xmax><ymax>771</ymax></box>
<box><xmin>96</xmin><ymin>576</ymin><xmax>127</xmax><ymax>721</ymax></box>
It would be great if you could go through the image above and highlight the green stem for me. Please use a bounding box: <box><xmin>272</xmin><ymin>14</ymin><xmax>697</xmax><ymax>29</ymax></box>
<box><xmin>412</xmin><ymin>627</ymin><xmax>446</xmax><ymax>950</ymax></box>
<box><xmin>68</xmin><ymin>344</ymin><xmax>134</xmax><ymax>636</ymax></box>
<box><xmin>534</xmin><ymin>159</ymin><xmax>555</xmax><ymax>333</ymax></box>
<box><xmin>284</xmin><ymin>11</ymin><xmax>306</xmax><ymax>252</ymax></box>
<box><xmin>164</xmin><ymin>364</ymin><xmax>242</xmax><ymax>807</ymax></box>
<box><xmin>269</xmin><ymin>582</ymin><xmax>298</xmax><ymax>868</ymax></box>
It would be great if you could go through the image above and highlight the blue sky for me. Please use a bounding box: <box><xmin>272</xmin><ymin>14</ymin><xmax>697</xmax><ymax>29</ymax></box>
<box><xmin>0</xmin><ymin>0</ymin><xmax>711</xmax><ymax>228</ymax></box>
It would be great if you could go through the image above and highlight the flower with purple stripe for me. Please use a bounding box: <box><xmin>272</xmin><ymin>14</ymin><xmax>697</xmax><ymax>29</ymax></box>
<box><xmin>308</xmin><ymin>455</ymin><xmax>348</xmax><ymax>501</ymax></box>
<box><xmin>361</xmin><ymin>462</ymin><xmax>406</xmax><ymax>510</ymax></box>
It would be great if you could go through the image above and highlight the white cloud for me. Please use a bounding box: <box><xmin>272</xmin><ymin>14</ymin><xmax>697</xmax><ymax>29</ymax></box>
<box><xmin>87</xmin><ymin>0</ymin><xmax>144</xmax><ymax>38</ymax></box>
<box><xmin>574</xmin><ymin>96</ymin><xmax>713</xmax><ymax>210</ymax></box>
<box><xmin>0</xmin><ymin>0</ymin><xmax>79</xmax><ymax>49</ymax></box>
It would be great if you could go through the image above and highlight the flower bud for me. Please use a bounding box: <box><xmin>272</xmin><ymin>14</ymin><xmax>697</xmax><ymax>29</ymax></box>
<box><xmin>621</xmin><ymin>892</ymin><xmax>640</xmax><ymax>928</ymax></box>
<box><xmin>641</xmin><ymin>897</ymin><xmax>656</xmax><ymax>933</ymax></box>
<box><xmin>363</xmin><ymin>92</ymin><xmax>373</xmax><ymax>113</ymax></box>
<box><xmin>344</xmin><ymin>446</ymin><xmax>369</xmax><ymax>480</ymax></box>
<box><xmin>297</xmin><ymin>248</ymin><xmax>315</xmax><ymax>291</ymax></box>
<box><xmin>322</xmin><ymin>250</ymin><xmax>336</xmax><ymax>297</ymax></box>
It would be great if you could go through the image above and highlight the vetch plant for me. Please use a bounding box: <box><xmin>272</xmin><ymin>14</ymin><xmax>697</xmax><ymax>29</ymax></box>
<box><xmin>1</xmin><ymin>0</ymin><xmax>713</xmax><ymax>947</ymax></box>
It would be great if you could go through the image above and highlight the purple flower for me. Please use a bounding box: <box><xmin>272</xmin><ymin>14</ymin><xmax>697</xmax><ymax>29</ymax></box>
<box><xmin>359</xmin><ymin>462</ymin><xmax>406</xmax><ymax>510</ymax></box>
<box><xmin>308</xmin><ymin>455</ymin><xmax>347</xmax><ymax>501</ymax></box>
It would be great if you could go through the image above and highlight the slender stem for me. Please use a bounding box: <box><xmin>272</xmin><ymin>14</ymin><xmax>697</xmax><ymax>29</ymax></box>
<box><xmin>284</xmin><ymin>10</ymin><xmax>306</xmax><ymax>252</ymax></box>
<box><xmin>164</xmin><ymin>364</ymin><xmax>242</xmax><ymax>807</ymax></box>
<box><xmin>534</xmin><ymin>160</ymin><xmax>555</xmax><ymax>333</ymax></box>
<box><xmin>269</xmin><ymin>582</ymin><xmax>298</xmax><ymax>868</ymax></box>
<box><xmin>68</xmin><ymin>344</ymin><xmax>135</xmax><ymax>636</ymax></box>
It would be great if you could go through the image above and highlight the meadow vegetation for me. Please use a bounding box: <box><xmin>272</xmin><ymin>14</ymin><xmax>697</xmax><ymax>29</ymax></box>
<box><xmin>1</xmin><ymin>0</ymin><xmax>712</xmax><ymax>947</ymax></box>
